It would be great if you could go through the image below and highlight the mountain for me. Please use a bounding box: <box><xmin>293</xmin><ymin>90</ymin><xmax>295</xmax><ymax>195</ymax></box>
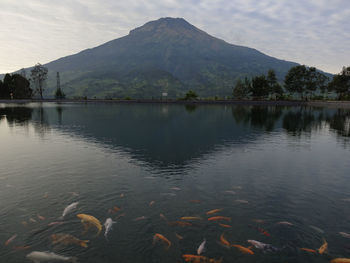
<box><xmin>36</xmin><ymin>18</ymin><xmax>300</xmax><ymax>98</ymax></box>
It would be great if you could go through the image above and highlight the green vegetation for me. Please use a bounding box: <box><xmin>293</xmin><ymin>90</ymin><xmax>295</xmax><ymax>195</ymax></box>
<box><xmin>30</xmin><ymin>63</ymin><xmax>48</xmax><ymax>99</ymax></box>
<box><xmin>183</xmin><ymin>90</ymin><xmax>198</xmax><ymax>100</ymax></box>
<box><xmin>55</xmin><ymin>87</ymin><xmax>66</xmax><ymax>99</ymax></box>
<box><xmin>0</xmin><ymin>73</ymin><xmax>32</xmax><ymax>99</ymax></box>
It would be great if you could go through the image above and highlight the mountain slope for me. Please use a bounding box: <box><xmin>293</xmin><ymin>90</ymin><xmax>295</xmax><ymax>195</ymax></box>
<box><xmin>43</xmin><ymin>17</ymin><xmax>298</xmax><ymax>98</ymax></box>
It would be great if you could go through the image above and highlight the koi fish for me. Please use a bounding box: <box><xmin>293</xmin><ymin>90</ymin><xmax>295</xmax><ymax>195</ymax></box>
<box><xmin>232</xmin><ymin>186</ymin><xmax>242</xmax><ymax>190</ymax></box>
<box><xmin>76</xmin><ymin>214</ymin><xmax>102</xmax><ymax>236</ymax></box>
<box><xmin>175</xmin><ymin>233</ymin><xmax>183</xmax><ymax>240</ymax></box>
<box><xmin>51</xmin><ymin>233</ymin><xmax>89</xmax><ymax>248</ymax></box>
<box><xmin>170</xmin><ymin>187</ymin><xmax>181</xmax><ymax>191</ymax></box>
<box><xmin>182</xmin><ymin>254</ymin><xmax>222</xmax><ymax>263</ymax></box>
<box><xmin>339</xmin><ymin>232</ymin><xmax>350</xmax><ymax>239</ymax></box>
<box><xmin>61</xmin><ymin>202</ymin><xmax>79</xmax><ymax>219</ymax></box>
<box><xmin>197</xmin><ymin>239</ymin><xmax>206</xmax><ymax>255</ymax></box>
<box><xmin>252</xmin><ymin>219</ymin><xmax>265</xmax><ymax>224</ymax></box>
<box><xmin>43</xmin><ymin>192</ymin><xmax>49</xmax><ymax>198</ymax></box>
<box><xmin>235</xmin><ymin>199</ymin><xmax>249</xmax><ymax>204</ymax></box>
<box><xmin>133</xmin><ymin>216</ymin><xmax>146</xmax><ymax>221</ymax></box>
<box><xmin>189</xmin><ymin>200</ymin><xmax>201</xmax><ymax>203</ymax></box>
<box><xmin>153</xmin><ymin>233</ymin><xmax>171</xmax><ymax>249</ymax></box>
<box><xmin>168</xmin><ymin>221</ymin><xmax>192</xmax><ymax>227</ymax></box>
<box><xmin>160</xmin><ymin>193</ymin><xmax>176</xmax><ymax>197</ymax></box>
<box><xmin>180</xmin><ymin>216</ymin><xmax>202</xmax><ymax>220</ymax></box>
<box><xmin>48</xmin><ymin>221</ymin><xmax>64</xmax><ymax>226</ymax></box>
<box><xmin>120</xmin><ymin>193</ymin><xmax>125</xmax><ymax>198</ymax></box>
<box><xmin>309</xmin><ymin>225</ymin><xmax>324</xmax><ymax>234</ymax></box>
<box><xmin>231</xmin><ymin>244</ymin><xmax>254</xmax><ymax>254</ymax></box>
<box><xmin>219</xmin><ymin>224</ymin><xmax>232</xmax><ymax>228</ymax></box>
<box><xmin>111</xmin><ymin>206</ymin><xmax>121</xmax><ymax>213</ymax></box>
<box><xmin>331</xmin><ymin>258</ymin><xmax>350</xmax><ymax>263</ymax></box>
<box><xmin>248</xmin><ymin>225</ymin><xmax>270</xmax><ymax>237</ymax></box>
<box><xmin>13</xmin><ymin>245</ymin><xmax>31</xmax><ymax>250</ymax></box>
<box><xmin>5</xmin><ymin>234</ymin><xmax>17</xmax><ymax>246</ymax></box>
<box><xmin>206</xmin><ymin>209</ymin><xmax>223</xmax><ymax>215</ymax></box>
<box><xmin>104</xmin><ymin>218</ymin><xmax>116</xmax><ymax>239</ymax></box>
<box><xmin>37</xmin><ymin>214</ymin><xmax>45</xmax><ymax>220</ymax></box>
<box><xmin>160</xmin><ymin>213</ymin><xmax>167</xmax><ymax>221</ymax></box>
<box><xmin>21</xmin><ymin>221</ymin><xmax>28</xmax><ymax>226</ymax></box>
<box><xmin>26</xmin><ymin>251</ymin><xmax>78</xmax><ymax>263</ymax></box>
<box><xmin>318</xmin><ymin>238</ymin><xmax>328</xmax><ymax>254</ymax></box>
<box><xmin>29</xmin><ymin>218</ymin><xmax>37</xmax><ymax>223</ymax></box>
<box><xmin>277</xmin><ymin>221</ymin><xmax>293</xmax><ymax>226</ymax></box>
<box><xmin>300</xmin><ymin>248</ymin><xmax>317</xmax><ymax>253</ymax></box>
<box><xmin>208</xmin><ymin>216</ymin><xmax>231</xmax><ymax>222</ymax></box>
<box><xmin>220</xmin><ymin>233</ymin><xmax>230</xmax><ymax>248</ymax></box>
<box><xmin>115</xmin><ymin>213</ymin><xmax>125</xmax><ymax>220</ymax></box>
<box><xmin>247</xmin><ymin>240</ymin><xmax>279</xmax><ymax>252</ymax></box>
<box><xmin>149</xmin><ymin>201</ymin><xmax>155</xmax><ymax>207</ymax></box>
<box><xmin>225</xmin><ymin>190</ymin><xmax>236</xmax><ymax>195</ymax></box>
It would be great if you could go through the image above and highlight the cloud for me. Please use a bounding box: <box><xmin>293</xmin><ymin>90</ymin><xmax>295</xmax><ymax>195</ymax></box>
<box><xmin>0</xmin><ymin>0</ymin><xmax>349</xmax><ymax>73</ymax></box>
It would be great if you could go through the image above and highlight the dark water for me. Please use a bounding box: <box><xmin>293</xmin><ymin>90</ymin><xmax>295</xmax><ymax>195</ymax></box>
<box><xmin>0</xmin><ymin>103</ymin><xmax>350</xmax><ymax>263</ymax></box>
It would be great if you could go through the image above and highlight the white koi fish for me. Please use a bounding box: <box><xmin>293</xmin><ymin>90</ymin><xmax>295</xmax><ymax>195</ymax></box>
<box><xmin>61</xmin><ymin>202</ymin><xmax>79</xmax><ymax>219</ymax></box>
<box><xmin>247</xmin><ymin>240</ymin><xmax>279</xmax><ymax>252</ymax></box>
<box><xmin>197</xmin><ymin>239</ymin><xmax>206</xmax><ymax>255</ymax></box>
<box><xmin>26</xmin><ymin>251</ymin><xmax>78</xmax><ymax>263</ymax></box>
<box><xmin>104</xmin><ymin>218</ymin><xmax>116</xmax><ymax>239</ymax></box>
<box><xmin>339</xmin><ymin>232</ymin><xmax>350</xmax><ymax>239</ymax></box>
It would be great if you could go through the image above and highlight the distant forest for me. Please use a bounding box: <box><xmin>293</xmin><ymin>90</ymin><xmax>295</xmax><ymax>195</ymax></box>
<box><xmin>1</xmin><ymin>65</ymin><xmax>350</xmax><ymax>100</ymax></box>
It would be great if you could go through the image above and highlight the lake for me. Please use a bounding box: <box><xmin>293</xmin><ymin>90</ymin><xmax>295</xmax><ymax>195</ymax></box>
<box><xmin>0</xmin><ymin>102</ymin><xmax>350</xmax><ymax>263</ymax></box>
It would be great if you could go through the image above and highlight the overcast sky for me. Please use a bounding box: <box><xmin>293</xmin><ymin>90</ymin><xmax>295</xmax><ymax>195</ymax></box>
<box><xmin>0</xmin><ymin>0</ymin><xmax>349</xmax><ymax>74</ymax></box>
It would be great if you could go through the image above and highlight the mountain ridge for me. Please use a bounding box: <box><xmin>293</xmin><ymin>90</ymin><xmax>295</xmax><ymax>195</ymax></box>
<box><xmin>6</xmin><ymin>17</ymin><xmax>301</xmax><ymax>98</ymax></box>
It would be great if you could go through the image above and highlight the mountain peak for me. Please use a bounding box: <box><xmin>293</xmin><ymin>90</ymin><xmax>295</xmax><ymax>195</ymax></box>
<box><xmin>129</xmin><ymin>17</ymin><xmax>199</xmax><ymax>36</ymax></box>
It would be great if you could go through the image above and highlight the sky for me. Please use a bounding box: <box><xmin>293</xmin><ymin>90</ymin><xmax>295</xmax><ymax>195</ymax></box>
<box><xmin>0</xmin><ymin>0</ymin><xmax>349</xmax><ymax>74</ymax></box>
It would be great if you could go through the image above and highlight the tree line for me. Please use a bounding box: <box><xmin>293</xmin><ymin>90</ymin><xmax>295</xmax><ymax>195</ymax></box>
<box><xmin>233</xmin><ymin>65</ymin><xmax>350</xmax><ymax>100</ymax></box>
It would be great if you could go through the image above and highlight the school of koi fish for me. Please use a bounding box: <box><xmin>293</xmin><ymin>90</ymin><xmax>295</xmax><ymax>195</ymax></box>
<box><xmin>3</xmin><ymin>191</ymin><xmax>350</xmax><ymax>263</ymax></box>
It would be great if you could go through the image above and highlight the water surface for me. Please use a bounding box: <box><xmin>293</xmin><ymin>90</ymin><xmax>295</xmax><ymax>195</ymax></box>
<box><xmin>0</xmin><ymin>103</ymin><xmax>350</xmax><ymax>263</ymax></box>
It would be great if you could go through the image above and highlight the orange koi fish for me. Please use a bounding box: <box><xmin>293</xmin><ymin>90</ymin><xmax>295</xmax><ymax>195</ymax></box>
<box><xmin>189</xmin><ymin>200</ymin><xmax>201</xmax><ymax>203</ymax></box>
<box><xmin>206</xmin><ymin>209</ymin><xmax>223</xmax><ymax>215</ymax></box>
<box><xmin>182</xmin><ymin>254</ymin><xmax>223</xmax><ymax>263</ymax></box>
<box><xmin>220</xmin><ymin>233</ymin><xmax>231</xmax><ymax>248</ymax></box>
<box><xmin>168</xmin><ymin>221</ymin><xmax>192</xmax><ymax>227</ymax></box>
<box><xmin>318</xmin><ymin>238</ymin><xmax>328</xmax><ymax>254</ymax></box>
<box><xmin>300</xmin><ymin>248</ymin><xmax>317</xmax><ymax>253</ymax></box>
<box><xmin>219</xmin><ymin>223</ymin><xmax>232</xmax><ymax>228</ymax></box>
<box><xmin>153</xmin><ymin>233</ymin><xmax>171</xmax><ymax>249</ymax></box>
<box><xmin>232</xmin><ymin>244</ymin><xmax>255</xmax><ymax>254</ymax></box>
<box><xmin>208</xmin><ymin>216</ymin><xmax>231</xmax><ymax>222</ymax></box>
<box><xmin>331</xmin><ymin>258</ymin><xmax>350</xmax><ymax>263</ymax></box>
<box><xmin>180</xmin><ymin>217</ymin><xmax>202</xmax><ymax>220</ymax></box>
<box><xmin>5</xmin><ymin>234</ymin><xmax>17</xmax><ymax>246</ymax></box>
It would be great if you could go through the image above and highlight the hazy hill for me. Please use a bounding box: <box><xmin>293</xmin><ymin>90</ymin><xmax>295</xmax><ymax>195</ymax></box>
<box><xmin>13</xmin><ymin>18</ymin><xmax>301</xmax><ymax>98</ymax></box>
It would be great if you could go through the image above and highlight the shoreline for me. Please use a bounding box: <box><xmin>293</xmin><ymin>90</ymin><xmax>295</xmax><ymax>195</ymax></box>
<box><xmin>1</xmin><ymin>99</ymin><xmax>350</xmax><ymax>108</ymax></box>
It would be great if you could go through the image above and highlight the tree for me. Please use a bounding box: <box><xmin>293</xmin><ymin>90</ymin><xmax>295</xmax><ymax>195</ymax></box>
<box><xmin>251</xmin><ymin>75</ymin><xmax>269</xmax><ymax>98</ymax></box>
<box><xmin>55</xmin><ymin>87</ymin><xmax>66</xmax><ymax>99</ymax></box>
<box><xmin>1</xmin><ymin>74</ymin><xmax>13</xmax><ymax>99</ymax></box>
<box><xmin>233</xmin><ymin>78</ymin><xmax>250</xmax><ymax>99</ymax></box>
<box><xmin>12</xmin><ymin>74</ymin><xmax>32</xmax><ymax>99</ymax></box>
<box><xmin>30</xmin><ymin>63</ymin><xmax>48</xmax><ymax>99</ymax></box>
<box><xmin>284</xmin><ymin>65</ymin><xmax>308</xmax><ymax>97</ymax></box>
<box><xmin>267</xmin><ymin>69</ymin><xmax>284</xmax><ymax>99</ymax></box>
<box><xmin>328</xmin><ymin>73</ymin><xmax>350</xmax><ymax>99</ymax></box>
<box><xmin>184</xmin><ymin>90</ymin><xmax>198</xmax><ymax>100</ymax></box>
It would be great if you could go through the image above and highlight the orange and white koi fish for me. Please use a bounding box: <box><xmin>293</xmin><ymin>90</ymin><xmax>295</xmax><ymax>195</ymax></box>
<box><xmin>77</xmin><ymin>214</ymin><xmax>102</xmax><ymax>236</ymax></box>
<box><xmin>168</xmin><ymin>221</ymin><xmax>192</xmax><ymax>227</ymax></box>
<box><xmin>149</xmin><ymin>201</ymin><xmax>155</xmax><ymax>207</ymax></box>
<box><xmin>300</xmin><ymin>248</ymin><xmax>317</xmax><ymax>253</ymax></box>
<box><xmin>219</xmin><ymin>224</ymin><xmax>232</xmax><ymax>228</ymax></box>
<box><xmin>5</xmin><ymin>234</ymin><xmax>17</xmax><ymax>246</ymax></box>
<box><xmin>206</xmin><ymin>209</ymin><xmax>223</xmax><ymax>215</ymax></box>
<box><xmin>208</xmin><ymin>216</ymin><xmax>231</xmax><ymax>222</ymax></box>
<box><xmin>318</xmin><ymin>238</ymin><xmax>328</xmax><ymax>254</ymax></box>
<box><xmin>182</xmin><ymin>254</ymin><xmax>222</xmax><ymax>263</ymax></box>
<box><xmin>180</xmin><ymin>217</ymin><xmax>202</xmax><ymax>220</ymax></box>
<box><xmin>220</xmin><ymin>233</ymin><xmax>230</xmax><ymax>248</ymax></box>
<box><xmin>153</xmin><ymin>233</ymin><xmax>171</xmax><ymax>249</ymax></box>
<box><xmin>231</xmin><ymin>244</ymin><xmax>254</xmax><ymax>255</ymax></box>
<box><xmin>331</xmin><ymin>258</ymin><xmax>350</xmax><ymax>263</ymax></box>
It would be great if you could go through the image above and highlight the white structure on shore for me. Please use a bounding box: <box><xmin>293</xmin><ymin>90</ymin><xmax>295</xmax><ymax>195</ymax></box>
<box><xmin>341</xmin><ymin>66</ymin><xmax>350</xmax><ymax>76</ymax></box>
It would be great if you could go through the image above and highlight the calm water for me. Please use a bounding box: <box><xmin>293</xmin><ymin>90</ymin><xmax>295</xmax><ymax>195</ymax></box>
<box><xmin>0</xmin><ymin>103</ymin><xmax>350</xmax><ymax>263</ymax></box>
